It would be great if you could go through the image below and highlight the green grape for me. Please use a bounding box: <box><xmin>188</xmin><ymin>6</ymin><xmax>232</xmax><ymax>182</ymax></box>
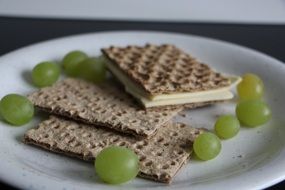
<box><xmin>95</xmin><ymin>146</ymin><xmax>139</xmax><ymax>184</ymax></box>
<box><xmin>0</xmin><ymin>94</ymin><xmax>34</xmax><ymax>126</ymax></box>
<box><xmin>193</xmin><ymin>132</ymin><xmax>221</xmax><ymax>161</ymax></box>
<box><xmin>236</xmin><ymin>99</ymin><xmax>271</xmax><ymax>127</ymax></box>
<box><xmin>214</xmin><ymin>115</ymin><xmax>240</xmax><ymax>139</ymax></box>
<box><xmin>237</xmin><ymin>73</ymin><xmax>264</xmax><ymax>100</ymax></box>
<box><xmin>32</xmin><ymin>61</ymin><xmax>60</xmax><ymax>87</ymax></box>
<box><xmin>77</xmin><ymin>57</ymin><xmax>106</xmax><ymax>83</ymax></box>
<box><xmin>62</xmin><ymin>50</ymin><xmax>88</xmax><ymax>77</ymax></box>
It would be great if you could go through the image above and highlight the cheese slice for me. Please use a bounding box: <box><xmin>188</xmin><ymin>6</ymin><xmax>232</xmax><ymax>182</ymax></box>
<box><xmin>127</xmin><ymin>86</ymin><xmax>234</xmax><ymax>107</ymax></box>
<box><xmin>105</xmin><ymin>57</ymin><xmax>241</xmax><ymax>108</ymax></box>
<box><xmin>148</xmin><ymin>77</ymin><xmax>240</xmax><ymax>101</ymax></box>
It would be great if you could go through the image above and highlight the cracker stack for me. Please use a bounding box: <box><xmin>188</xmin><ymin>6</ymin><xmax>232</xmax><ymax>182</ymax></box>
<box><xmin>25</xmin><ymin>78</ymin><xmax>205</xmax><ymax>183</ymax></box>
<box><xmin>102</xmin><ymin>44</ymin><xmax>238</xmax><ymax>108</ymax></box>
<box><xmin>24</xmin><ymin>116</ymin><xmax>204</xmax><ymax>183</ymax></box>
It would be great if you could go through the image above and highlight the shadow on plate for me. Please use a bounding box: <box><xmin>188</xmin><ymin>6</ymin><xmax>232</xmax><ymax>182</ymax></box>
<box><xmin>14</xmin><ymin>110</ymin><xmax>50</xmax><ymax>143</ymax></box>
<box><xmin>21</xmin><ymin>69</ymin><xmax>33</xmax><ymax>86</ymax></box>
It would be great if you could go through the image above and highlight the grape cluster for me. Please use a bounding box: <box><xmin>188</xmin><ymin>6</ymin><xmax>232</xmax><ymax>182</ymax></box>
<box><xmin>32</xmin><ymin>50</ymin><xmax>106</xmax><ymax>88</ymax></box>
<box><xmin>194</xmin><ymin>73</ymin><xmax>271</xmax><ymax>161</ymax></box>
<box><xmin>236</xmin><ymin>74</ymin><xmax>271</xmax><ymax>127</ymax></box>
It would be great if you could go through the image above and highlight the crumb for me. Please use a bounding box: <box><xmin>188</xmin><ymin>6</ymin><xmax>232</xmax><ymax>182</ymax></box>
<box><xmin>214</xmin><ymin>114</ymin><xmax>220</xmax><ymax>119</ymax></box>
<box><xmin>179</xmin><ymin>112</ymin><xmax>186</xmax><ymax>117</ymax></box>
<box><xmin>237</xmin><ymin>155</ymin><xmax>243</xmax><ymax>158</ymax></box>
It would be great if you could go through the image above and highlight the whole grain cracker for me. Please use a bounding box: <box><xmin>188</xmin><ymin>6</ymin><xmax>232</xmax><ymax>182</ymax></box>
<box><xmin>23</xmin><ymin>116</ymin><xmax>203</xmax><ymax>183</ymax></box>
<box><xmin>28</xmin><ymin>78</ymin><xmax>182</xmax><ymax>138</ymax></box>
<box><xmin>102</xmin><ymin>44</ymin><xmax>231</xmax><ymax>96</ymax></box>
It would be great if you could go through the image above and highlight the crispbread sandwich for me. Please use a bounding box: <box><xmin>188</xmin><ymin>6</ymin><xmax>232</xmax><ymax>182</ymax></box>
<box><xmin>102</xmin><ymin>44</ymin><xmax>240</xmax><ymax>108</ymax></box>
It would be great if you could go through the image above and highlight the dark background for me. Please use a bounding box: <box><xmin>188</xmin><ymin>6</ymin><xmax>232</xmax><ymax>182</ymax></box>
<box><xmin>0</xmin><ymin>16</ymin><xmax>284</xmax><ymax>189</ymax></box>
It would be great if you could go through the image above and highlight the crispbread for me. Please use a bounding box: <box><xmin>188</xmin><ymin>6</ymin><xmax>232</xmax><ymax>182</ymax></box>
<box><xmin>23</xmin><ymin>116</ymin><xmax>203</xmax><ymax>183</ymax></box>
<box><xmin>102</xmin><ymin>44</ymin><xmax>231</xmax><ymax>96</ymax></box>
<box><xmin>28</xmin><ymin>78</ymin><xmax>182</xmax><ymax>138</ymax></box>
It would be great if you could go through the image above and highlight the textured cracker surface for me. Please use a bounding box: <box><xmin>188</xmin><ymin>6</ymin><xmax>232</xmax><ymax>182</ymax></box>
<box><xmin>102</xmin><ymin>44</ymin><xmax>231</xmax><ymax>96</ymax></box>
<box><xmin>23</xmin><ymin>116</ymin><xmax>203</xmax><ymax>183</ymax></box>
<box><xmin>28</xmin><ymin>78</ymin><xmax>181</xmax><ymax>138</ymax></box>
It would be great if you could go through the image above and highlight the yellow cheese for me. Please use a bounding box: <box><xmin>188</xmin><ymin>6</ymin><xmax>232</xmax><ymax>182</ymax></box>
<box><xmin>132</xmin><ymin>87</ymin><xmax>234</xmax><ymax>108</ymax></box>
<box><xmin>105</xmin><ymin>58</ymin><xmax>241</xmax><ymax>107</ymax></box>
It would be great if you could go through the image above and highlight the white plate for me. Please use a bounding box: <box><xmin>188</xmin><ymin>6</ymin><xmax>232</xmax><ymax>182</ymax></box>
<box><xmin>0</xmin><ymin>31</ymin><xmax>284</xmax><ymax>190</ymax></box>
